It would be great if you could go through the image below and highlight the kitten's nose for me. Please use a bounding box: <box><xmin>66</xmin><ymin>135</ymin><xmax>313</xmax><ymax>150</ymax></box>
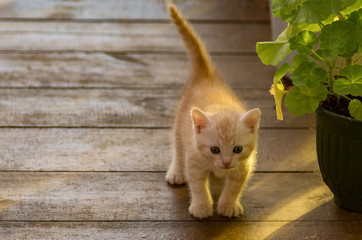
<box><xmin>223</xmin><ymin>162</ymin><xmax>231</xmax><ymax>168</ymax></box>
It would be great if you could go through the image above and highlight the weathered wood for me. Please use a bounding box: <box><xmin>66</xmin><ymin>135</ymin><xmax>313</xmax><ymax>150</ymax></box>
<box><xmin>0</xmin><ymin>128</ymin><xmax>318</xmax><ymax>172</ymax></box>
<box><xmin>0</xmin><ymin>22</ymin><xmax>270</xmax><ymax>52</ymax></box>
<box><xmin>0</xmin><ymin>0</ymin><xmax>269</xmax><ymax>21</ymax></box>
<box><xmin>1</xmin><ymin>221</ymin><xmax>361</xmax><ymax>240</ymax></box>
<box><xmin>2</xmin><ymin>0</ymin><xmax>358</xmax><ymax>239</ymax></box>
<box><xmin>0</xmin><ymin>53</ymin><xmax>274</xmax><ymax>89</ymax></box>
<box><xmin>1</xmin><ymin>172</ymin><xmax>361</xmax><ymax>221</ymax></box>
<box><xmin>0</xmin><ymin>88</ymin><xmax>315</xmax><ymax>128</ymax></box>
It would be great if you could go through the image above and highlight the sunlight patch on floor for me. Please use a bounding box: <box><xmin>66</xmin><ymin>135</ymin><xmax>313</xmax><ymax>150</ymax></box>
<box><xmin>262</xmin><ymin>185</ymin><xmax>333</xmax><ymax>238</ymax></box>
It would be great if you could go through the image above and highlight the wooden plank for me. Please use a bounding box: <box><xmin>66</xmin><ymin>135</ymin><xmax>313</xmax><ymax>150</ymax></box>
<box><xmin>1</xmin><ymin>221</ymin><xmax>361</xmax><ymax>240</ymax></box>
<box><xmin>0</xmin><ymin>22</ymin><xmax>270</xmax><ymax>52</ymax></box>
<box><xmin>0</xmin><ymin>128</ymin><xmax>318</xmax><ymax>172</ymax></box>
<box><xmin>0</xmin><ymin>88</ymin><xmax>315</xmax><ymax>128</ymax></box>
<box><xmin>0</xmin><ymin>0</ymin><xmax>270</xmax><ymax>21</ymax></box>
<box><xmin>1</xmin><ymin>172</ymin><xmax>362</xmax><ymax>222</ymax></box>
<box><xmin>0</xmin><ymin>53</ymin><xmax>275</xmax><ymax>89</ymax></box>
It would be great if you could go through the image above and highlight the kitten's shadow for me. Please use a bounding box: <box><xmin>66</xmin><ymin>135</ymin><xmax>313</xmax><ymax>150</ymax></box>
<box><xmin>166</xmin><ymin>182</ymin><xmax>191</xmax><ymax>217</ymax></box>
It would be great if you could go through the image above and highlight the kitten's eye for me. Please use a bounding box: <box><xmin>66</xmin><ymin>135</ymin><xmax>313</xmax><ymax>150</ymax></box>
<box><xmin>233</xmin><ymin>146</ymin><xmax>243</xmax><ymax>154</ymax></box>
<box><xmin>210</xmin><ymin>146</ymin><xmax>220</xmax><ymax>154</ymax></box>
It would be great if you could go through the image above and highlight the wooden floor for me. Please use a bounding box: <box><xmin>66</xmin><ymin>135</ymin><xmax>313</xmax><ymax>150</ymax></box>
<box><xmin>1</xmin><ymin>0</ymin><xmax>361</xmax><ymax>239</ymax></box>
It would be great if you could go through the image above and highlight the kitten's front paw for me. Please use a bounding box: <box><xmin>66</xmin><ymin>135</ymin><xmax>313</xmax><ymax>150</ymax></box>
<box><xmin>189</xmin><ymin>203</ymin><xmax>213</xmax><ymax>219</ymax></box>
<box><xmin>217</xmin><ymin>202</ymin><xmax>243</xmax><ymax>218</ymax></box>
<box><xmin>166</xmin><ymin>171</ymin><xmax>186</xmax><ymax>185</ymax></box>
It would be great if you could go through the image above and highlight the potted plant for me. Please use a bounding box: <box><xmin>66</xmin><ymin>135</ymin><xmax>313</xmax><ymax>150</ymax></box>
<box><xmin>256</xmin><ymin>0</ymin><xmax>362</xmax><ymax>212</ymax></box>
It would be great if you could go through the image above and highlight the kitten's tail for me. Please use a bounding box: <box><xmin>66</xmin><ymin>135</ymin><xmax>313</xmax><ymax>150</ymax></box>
<box><xmin>168</xmin><ymin>3</ymin><xmax>215</xmax><ymax>79</ymax></box>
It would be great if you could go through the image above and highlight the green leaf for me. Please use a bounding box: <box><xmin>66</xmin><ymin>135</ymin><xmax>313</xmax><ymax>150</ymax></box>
<box><xmin>285</xmin><ymin>85</ymin><xmax>328</xmax><ymax>116</ymax></box>
<box><xmin>292</xmin><ymin>1</ymin><xmax>331</xmax><ymax>24</ymax></box>
<box><xmin>327</xmin><ymin>0</ymin><xmax>357</xmax><ymax>14</ymax></box>
<box><xmin>274</xmin><ymin>24</ymin><xmax>320</xmax><ymax>50</ymax></box>
<box><xmin>291</xmin><ymin>0</ymin><xmax>357</xmax><ymax>24</ymax></box>
<box><xmin>271</xmin><ymin>0</ymin><xmax>282</xmax><ymax>17</ymax></box>
<box><xmin>346</xmin><ymin>9</ymin><xmax>362</xmax><ymax>52</ymax></box>
<box><xmin>291</xmin><ymin>62</ymin><xmax>327</xmax><ymax>88</ymax></box>
<box><xmin>317</xmin><ymin>2</ymin><xmax>362</xmax><ymax>28</ymax></box>
<box><xmin>289</xmin><ymin>30</ymin><xmax>319</xmax><ymax>54</ymax></box>
<box><xmin>272</xmin><ymin>0</ymin><xmax>358</xmax><ymax>24</ymax></box>
<box><xmin>319</xmin><ymin>21</ymin><xmax>360</xmax><ymax>59</ymax></box>
<box><xmin>276</xmin><ymin>27</ymin><xmax>290</xmax><ymax>41</ymax></box>
<box><xmin>256</xmin><ymin>41</ymin><xmax>291</xmax><ymax>66</ymax></box>
<box><xmin>341</xmin><ymin>0</ymin><xmax>362</xmax><ymax>17</ymax></box>
<box><xmin>275</xmin><ymin>63</ymin><xmax>293</xmax><ymax>81</ymax></box>
<box><xmin>289</xmin><ymin>23</ymin><xmax>320</xmax><ymax>37</ymax></box>
<box><xmin>292</xmin><ymin>54</ymin><xmax>310</xmax><ymax>69</ymax></box>
<box><xmin>297</xmin><ymin>23</ymin><xmax>321</xmax><ymax>32</ymax></box>
<box><xmin>271</xmin><ymin>0</ymin><xmax>281</xmax><ymax>17</ymax></box>
<box><xmin>347</xmin><ymin>8</ymin><xmax>362</xmax><ymax>27</ymax></box>
<box><xmin>334</xmin><ymin>65</ymin><xmax>362</xmax><ymax>96</ymax></box>
<box><xmin>277</xmin><ymin>0</ymin><xmax>307</xmax><ymax>22</ymax></box>
<box><xmin>349</xmin><ymin>99</ymin><xmax>362</xmax><ymax>120</ymax></box>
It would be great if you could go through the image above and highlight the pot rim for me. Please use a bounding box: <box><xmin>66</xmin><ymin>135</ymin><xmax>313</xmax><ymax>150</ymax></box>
<box><xmin>317</xmin><ymin>106</ymin><xmax>362</xmax><ymax>124</ymax></box>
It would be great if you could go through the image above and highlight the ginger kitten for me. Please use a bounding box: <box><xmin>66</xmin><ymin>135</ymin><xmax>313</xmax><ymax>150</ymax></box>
<box><xmin>165</xmin><ymin>3</ymin><xmax>261</xmax><ymax>219</ymax></box>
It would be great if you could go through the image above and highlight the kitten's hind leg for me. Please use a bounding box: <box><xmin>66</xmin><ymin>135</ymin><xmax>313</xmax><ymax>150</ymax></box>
<box><xmin>166</xmin><ymin>135</ymin><xmax>187</xmax><ymax>185</ymax></box>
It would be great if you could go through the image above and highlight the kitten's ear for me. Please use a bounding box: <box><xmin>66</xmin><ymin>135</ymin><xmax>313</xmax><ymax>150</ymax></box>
<box><xmin>240</xmin><ymin>108</ymin><xmax>261</xmax><ymax>132</ymax></box>
<box><xmin>191</xmin><ymin>107</ymin><xmax>210</xmax><ymax>134</ymax></box>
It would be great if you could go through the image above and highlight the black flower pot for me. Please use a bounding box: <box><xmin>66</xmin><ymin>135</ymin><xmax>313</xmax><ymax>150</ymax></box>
<box><xmin>316</xmin><ymin>107</ymin><xmax>362</xmax><ymax>212</ymax></box>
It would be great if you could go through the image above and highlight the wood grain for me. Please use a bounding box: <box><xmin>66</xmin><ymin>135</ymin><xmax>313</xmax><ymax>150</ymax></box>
<box><xmin>0</xmin><ymin>88</ymin><xmax>315</xmax><ymax>128</ymax></box>
<box><xmin>1</xmin><ymin>0</ymin><xmax>358</xmax><ymax>239</ymax></box>
<box><xmin>0</xmin><ymin>0</ymin><xmax>270</xmax><ymax>21</ymax></box>
<box><xmin>0</xmin><ymin>53</ymin><xmax>274</xmax><ymax>89</ymax></box>
<box><xmin>0</xmin><ymin>128</ymin><xmax>318</xmax><ymax>172</ymax></box>
<box><xmin>0</xmin><ymin>22</ymin><xmax>270</xmax><ymax>52</ymax></box>
<box><xmin>1</xmin><ymin>221</ymin><xmax>361</xmax><ymax>240</ymax></box>
<box><xmin>2</xmin><ymin>172</ymin><xmax>362</xmax><ymax>222</ymax></box>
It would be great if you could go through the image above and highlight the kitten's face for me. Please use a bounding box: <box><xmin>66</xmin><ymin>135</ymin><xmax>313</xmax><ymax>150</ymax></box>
<box><xmin>192</xmin><ymin>108</ymin><xmax>260</xmax><ymax>170</ymax></box>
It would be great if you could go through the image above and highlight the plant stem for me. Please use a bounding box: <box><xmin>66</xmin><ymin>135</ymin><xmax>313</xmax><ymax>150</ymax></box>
<box><xmin>344</xmin><ymin>95</ymin><xmax>352</xmax><ymax>101</ymax></box>
<box><xmin>328</xmin><ymin>73</ymin><xmax>334</xmax><ymax>92</ymax></box>
<box><xmin>311</xmin><ymin>49</ymin><xmax>326</xmax><ymax>63</ymax></box>
<box><xmin>339</xmin><ymin>93</ymin><xmax>352</xmax><ymax>102</ymax></box>
<box><xmin>337</xmin><ymin>12</ymin><xmax>345</xmax><ymax>21</ymax></box>
<box><xmin>332</xmin><ymin>58</ymin><xmax>337</xmax><ymax>68</ymax></box>
<box><xmin>346</xmin><ymin>58</ymin><xmax>353</xmax><ymax>66</ymax></box>
<box><xmin>353</xmin><ymin>54</ymin><xmax>362</xmax><ymax>64</ymax></box>
<box><xmin>332</xmin><ymin>93</ymin><xmax>341</xmax><ymax>105</ymax></box>
<box><xmin>286</xmin><ymin>23</ymin><xmax>291</xmax><ymax>39</ymax></box>
<box><xmin>341</xmin><ymin>57</ymin><xmax>344</xmax><ymax>69</ymax></box>
<box><xmin>328</xmin><ymin>61</ymin><xmax>334</xmax><ymax>92</ymax></box>
<box><xmin>334</xmin><ymin>57</ymin><xmax>342</xmax><ymax>69</ymax></box>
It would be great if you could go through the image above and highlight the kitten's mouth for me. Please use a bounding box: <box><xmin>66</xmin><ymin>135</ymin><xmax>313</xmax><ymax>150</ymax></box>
<box><xmin>215</xmin><ymin>162</ymin><xmax>237</xmax><ymax>170</ymax></box>
<box><xmin>220</xmin><ymin>165</ymin><xmax>236</xmax><ymax>170</ymax></box>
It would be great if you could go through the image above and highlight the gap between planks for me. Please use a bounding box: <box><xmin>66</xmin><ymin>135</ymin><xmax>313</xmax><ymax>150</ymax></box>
<box><xmin>0</xmin><ymin>18</ymin><xmax>270</xmax><ymax>25</ymax></box>
<box><xmin>3</xmin><ymin>220</ymin><xmax>360</xmax><ymax>223</ymax></box>
<box><xmin>0</xmin><ymin>170</ymin><xmax>315</xmax><ymax>173</ymax></box>
<box><xmin>0</xmin><ymin>50</ymin><xmax>259</xmax><ymax>56</ymax></box>
<box><xmin>0</xmin><ymin>126</ymin><xmax>314</xmax><ymax>130</ymax></box>
<box><xmin>0</xmin><ymin>86</ymin><xmax>270</xmax><ymax>90</ymax></box>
